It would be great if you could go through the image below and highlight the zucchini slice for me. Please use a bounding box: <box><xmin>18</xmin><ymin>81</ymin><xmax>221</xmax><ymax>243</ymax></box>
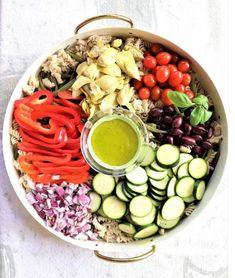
<box><xmin>89</xmin><ymin>191</ymin><xmax>101</xmax><ymax>212</ymax></box>
<box><xmin>176</xmin><ymin>176</ymin><xmax>195</xmax><ymax>198</ymax></box>
<box><xmin>182</xmin><ymin>195</ymin><xmax>195</xmax><ymax>203</ymax></box>
<box><xmin>177</xmin><ymin>162</ymin><xmax>189</xmax><ymax>178</ymax></box>
<box><xmin>146</xmin><ymin>167</ymin><xmax>168</xmax><ymax>180</ymax></box>
<box><xmin>167</xmin><ymin>176</ymin><xmax>177</xmax><ymax>197</ymax></box>
<box><xmin>118</xmin><ymin>223</ymin><xmax>136</xmax><ymax>235</ymax></box>
<box><xmin>172</xmin><ymin>153</ymin><xmax>193</xmax><ymax>175</ymax></box>
<box><xmin>140</xmin><ymin>145</ymin><xmax>155</xmax><ymax>167</ymax></box>
<box><xmin>150</xmin><ymin>160</ymin><xmax>166</xmax><ymax>172</ymax></box>
<box><xmin>193</xmin><ymin>180</ymin><xmax>206</xmax><ymax>200</ymax></box>
<box><xmin>134</xmin><ymin>224</ymin><xmax>159</xmax><ymax>239</ymax></box>
<box><xmin>156</xmin><ymin>212</ymin><xmax>181</xmax><ymax>229</ymax></box>
<box><xmin>188</xmin><ymin>158</ymin><xmax>208</xmax><ymax>179</ymax></box>
<box><xmin>161</xmin><ymin>196</ymin><xmax>185</xmax><ymax>220</ymax></box>
<box><xmin>126</xmin><ymin>166</ymin><xmax>148</xmax><ymax>185</ymax></box>
<box><xmin>116</xmin><ymin>182</ymin><xmax>130</xmax><ymax>202</ymax></box>
<box><xmin>149</xmin><ymin>176</ymin><xmax>169</xmax><ymax>190</ymax></box>
<box><xmin>102</xmin><ymin>196</ymin><xmax>127</xmax><ymax>220</ymax></box>
<box><xmin>129</xmin><ymin>196</ymin><xmax>153</xmax><ymax>217</ymax></box>
<box><xmin>126</xmin><ymin>182</ymin><xmax>148</xmax><ymax>194</ymax></box>
<box><xmin>131</xmin><ymin>206</ymin><xmax>157</xmax><ymax>226</ymax></box>
<box><xmin>92</xmin><ymin>173</ymin><xmax>115</xmax><ymax>195</ymax></box>
<box><xmin>156</xmin><ymin>144</ymin><xmax>180</xmax><ymax>168</ymax></box>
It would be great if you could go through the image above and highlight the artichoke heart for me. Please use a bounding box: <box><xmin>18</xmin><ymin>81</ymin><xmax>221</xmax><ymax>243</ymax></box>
<box><xmin>116</xmin><ymin>50</ymin><xmax>140</xmax><ymax>80</ymax></box>
<box><xmin>117</xmin><ymin>84</ymin><xmax>134</xmax><ymax>106</ymax></box>
<box><xmin>83</xmin><ymin>63</ymin><xmax>100</xmax><ymax>80</ymax></box>
<box><xmin>72</xmin><ymin>76</ymin><xmax>91</xmax><ymax>97</ymax></box>
<box><xmin>99</xmin><ymin>64</ymin><xmax>121</xmax><ymax>77</ymax></box>
<box><xmin>89</xmin><ymin>82</ymin><xmax>106</xmax><ymax>103</ymax></box>
<box><xmin>97</xmin><ymin>48</ymin><xmax>118</xmax><ymax>67</ymax></box>
<box><xmin>124</xmin><ymin>45</ymin><xmax>144</xmax><ymax>61</ymax></box>
<box><xmin>95</xmin><ymin>75</ymin><xmax>118</xmax><ymax>94</ymax></box>
<box><xmin>76</xmin><ymin>62</ymin><xmax>88</xmax><ymax>77</ymax></box>
<box><xmin>99</xmin><ymin>92</ymin><xmax>118</xmax><ymax>112</ymax></box>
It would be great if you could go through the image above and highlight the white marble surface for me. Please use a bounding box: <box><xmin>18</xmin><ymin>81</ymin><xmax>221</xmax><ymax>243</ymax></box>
<box><xmin>0</xmin><ymin>0</ymin><xmax>230</xmax><ymax>277</ymax></box>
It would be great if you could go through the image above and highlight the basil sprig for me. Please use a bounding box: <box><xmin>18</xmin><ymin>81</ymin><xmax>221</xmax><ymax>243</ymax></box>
<box><xmin>168</xmin><ymin>91</ymin><xmax>213</xmax><ymax>126</ymax></box>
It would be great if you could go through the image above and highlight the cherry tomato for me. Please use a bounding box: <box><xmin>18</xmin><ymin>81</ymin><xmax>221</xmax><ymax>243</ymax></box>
<box><xmin>138</xmin><ymin>87</ymin><xmax>150</xmax><ymax>100</ymax></box>
<box><xmin>167</xmin><ymin>64</ymin><xmax>178</xmax><ymax>73</ymax></box>
<box><xmin>143</xmin><ymin>74</ymin><xmax>156</xmax><ymax>88</ymax></box>
<box><xmin>143</xmin><ymin>55</ymin><xmax>157</xmax><ymax>69</ymax></box>
<box><xmin>150</xmin><ymin>43</ymin><xmax>164</xmax><ymax>55</ymax></box>
<box><xmin>177</xmin><ymin>59</ymin><xmax>190</xmax><ymax>72</ymax></box>
<box><xmin>151</xmin><ymin>67</ymin><xmax>158</xmax><ymax>75</ymax></box>
<box><xmin>174</xmin><ymin>84</ymin><xmax>185</xmax><ymax>92</ymax></box>
<box><xmin>168</xmin><ymin>71</ymin><xmax>183</xmax><ymax>87</ymax></box>
<box><xmin>181</xmin><ymin>73</ymin><xmax>192</xmax><ymax>86</ymax></box>
<box><xmin>150</xmin><ymin>86</ymin><xmax>161</xmax><ymax>101</ymax></box>
<box><xmin>133</xmin><ymin>79</ymin><xmax>143</xmax><ymax>90</ymax></box>
<box><xmin>144</xmin><ymin>51</ymin><xmax>150</xmax><ymax>57</ymax></box>
<box><xmin>184</xmin><ymin>90</ymin><xmax>195</xmax><ymax>100</ymax></box>
<box><xmin>161</xmin><ymin>88</ymin><xmax>172</xmax><ymax>106</ymax></box>
<box><xmin>156</xmin><ymin>52</ymin><xmax>172</xmax><ymax>65</ymax></box>
<box><xmin>155</xmin><ymin>66</ymin><xmax>170</xmax><ymax>83</ymax></box>
<box><xmin>170</xmin><ymin>53</ymin><xmax>180</xmax><ymax>64</ymax></box>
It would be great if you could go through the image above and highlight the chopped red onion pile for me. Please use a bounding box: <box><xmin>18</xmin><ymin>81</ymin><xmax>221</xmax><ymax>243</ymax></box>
<box><xmin>26</xmin><ymin>182</ymin><xmax>97</xmax><ymax>240</ymax></box>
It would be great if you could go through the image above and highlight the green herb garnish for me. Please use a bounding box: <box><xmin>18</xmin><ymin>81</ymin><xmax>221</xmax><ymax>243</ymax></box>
<box><xmin>168</xmin><ymin>91</ymin><xmax>213</xmax><ymax>126</ymax></box>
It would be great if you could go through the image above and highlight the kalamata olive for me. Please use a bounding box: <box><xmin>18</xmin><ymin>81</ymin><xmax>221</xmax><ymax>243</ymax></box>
<box><xmin>160</xmin><ymin>123</ymin><xmax>168</xmax><ymax>130</ymax></box>
<box><xmin>201</xmin><ymin>141</ymin><xmax>213</xmax><ymax>150</ymax></box>
<box><xmin>192</xmin><ymin>145</ymin><xmax>203</xmax><ymax>155</ymax></box>
<box><xmin>182</xmin><ymin>122</ymin><xmax>192</xmax><ymax>135</ymax></box>
<box><xmin>174</xmin><ymin>136</ymin><xmax>182</xmax><ymax>146</ymax></box>
<box><xmin>163</xmin><ymin>115</ymin><xmax>172</xmax><ymax>124</ymax></box>
<box><xmin>207</xmin><ymin>127</ymin><xmax>213</xmax><ymax>139</ymax></box>
<box><xmin>149</xmin><ymin>107</ymin><xmax>163</xmax><ymax>118</ymax></box>
<box><xmin>169</xmin><ymin>128</ymin><xmax>184</xmax><ymax>136</ymax></box>
<box><xmin>181</xmin><ymin>136</ymin><xmax>196</xmax><ymax>145</ymax></box>
<box><xmin>155</xmin><ymin>134</ymin><xmax>164</xmax><ymax>142</ymax></box>
<box><xmin>152</xmin><ymin>116</ymin><xmax>162</xmax><ymax>125</ymax></box>
<box><xmin>172</xmin><ymin>116</ymin><xmax>183</xmax><ymax>128</ymax></box>
<box><xmin>192</xmin><ymin>125</ymin><xmax>207</xmax><ymax>135</ymax></box>
<box><xmin>164</xmin><ymin>136</ymin><xmax>174</xmax><ymax>145</ymax></box>
<box><xmin>163</xmin><ymin>106</ymin><xmax>175</xmax><ymax>115</ymax></box>
<box><xmin>184</xmin><ymin>108</ymin><xmax>193</xmax><ymax>117</ymax></box>
<box><xmin>191</xmin><ymin>134</ymin><xmax>203</xmax><ymax>143</ymax></box>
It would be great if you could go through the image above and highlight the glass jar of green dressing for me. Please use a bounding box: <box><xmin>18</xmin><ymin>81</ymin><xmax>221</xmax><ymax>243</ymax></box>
<box><xmin>81</xmin><ymin>108</ymin><xmax>148</xmax><ymax>176</ymax></box>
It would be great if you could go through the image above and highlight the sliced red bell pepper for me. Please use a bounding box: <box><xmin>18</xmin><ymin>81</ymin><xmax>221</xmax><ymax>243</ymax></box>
<box><xmin>35</xmin><ymin>164</ymin><xmax>90</xmax><ymax>174</ymax></box>
<box><xmin>24</xmin><ymin>153</ymin><xmax>72</xmax><ymax>164</ymax></box>
<box><xmin>19</xmin><ymin>127</ymin><xmax>68</xmax><ymax>149</ymax></box>
<box><xmin>58</xmin><ymin>90</ymin><xmax>84</xmax><ymax>100</ymax></box>
<box><xmin>14</xmin><ymin>90</ymin><xmax>53</xmax><ymax>109</ymax></box>
<box><xmin>15</xmin><ymin>104</ymin><xmax>58</xmax><ymax>135</ymax></box>
<box><xmin>18</xmin><ymin>156</ymin><xmax>39</xmax><ymax>175</ymax></box>
<box><xmin>18</xmin><ymin>142</ymin><xmax>64</xmax><ymax>156</ymax></box>
<box><xmin>29</xmin><ymin>173</ymin><xmax>54</xmax><ymax>184</ymax></box>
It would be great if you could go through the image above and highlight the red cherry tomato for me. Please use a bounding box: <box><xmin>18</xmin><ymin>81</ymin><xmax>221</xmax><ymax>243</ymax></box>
<box><xmin>143</xmin><ymin>55</ymin><xmax>157</xmax><ymax>69</ymax></box>
<box><xmin>155</xmin><ymin>66</ymin><xmax>170</xmax><ymax>83</ymax></box>
<box><xmin>177</xmin><ymin>59</ymin><xmax>190</xmax><ymax>72</ymax></box>
<box><xmin>151</xmin><ymin>67</ymin><xmax>158</xmax><ymax>75</ymax></box>
<box><xmin>138</xmin><ymin>87</ymin><xmax>150</xmax><ymax>100</ymax></box>
<box><xmin>184</xmin><ymin>90</ymin><xmax>195</xmax><ymax>100</ymax></box>
<box><xmin>143</xmin><ymin>74</ymin><xmax>156</xmax><ymax>88</ymax></box>
<box><xmin>150</xmin><ymin>86</ymin><xmax>161</xmax><ymax>101</ymax></box>
<box><xmin>150</xmin><ymin>43</ymin><xmax>164</xmax><ymax>55</ymax></box>
<box><xmin>156</xmin><ymin>52</ymin><xmax>172</xmax><ymax>65</ymax></box>
<box><xmin>167</xmin><ymin>64</ymin><xmax>178</xmax><ymax>73</ymax></box>
<box><xmin>181</xmin><ymin>73</ymin><xmax>192</xmax><ymax>86</ymax></box>
<box><xmin>144</xmin><ymin>51</ymin><xmax>150</xmax><ymax>57</ymax></box>
<box><xmin>133</xmin><ymin>79</ymin><xmax>143</xmax><ymax>90</ymax></box>
<box><xmin>170</xmin><ymin>53</ymin><xmax>180</xmax><ymax>64</ymax></box>
<box><xmin>161</xmin><ymin>88</ymin><xmax>172</xmax><ymax>106</ymax></box>
<box><xmin>168</xmin><ymin>71</ymin><xmax>183</xmax><ymax>87</ymax></box>
<box><xmin>174</xmin><ymin>84</ymin><xmax>185</xmax><ymax>92</ymax></box>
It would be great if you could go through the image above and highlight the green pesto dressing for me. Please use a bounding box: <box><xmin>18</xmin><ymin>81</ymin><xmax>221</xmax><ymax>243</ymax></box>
<box><xmin>90</xmin><ymin>117</ymin><xmax>139</xmax><ymax>166</ymax></box>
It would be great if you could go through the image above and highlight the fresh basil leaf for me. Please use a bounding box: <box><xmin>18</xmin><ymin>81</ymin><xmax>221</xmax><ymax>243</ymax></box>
<box><xmin>193</xmin><ymin>95</ymin><xmax>209</xmax><ymax>109</ymax></box>
<box><xmin>190</xmin><ymin>106</ymin><xmax>205</xmax><ymax>126</ymax></box>
<box><xmin>201</xmin><ymin>110</ymin><xmax>213</xmax><ymax>124</ymax></box>
<box><xmin>168</xmin><ymin>91</ymin><xmax>194</xmax><ymax>108</ymax></box>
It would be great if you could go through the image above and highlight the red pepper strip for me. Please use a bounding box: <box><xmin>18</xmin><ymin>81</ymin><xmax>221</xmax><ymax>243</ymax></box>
<box><xmin>35</xmin><ymin>164</ymin><xmax>90</xmax><ymax>174</ymax></box>
<box><xmin>32</xmin><ymin>104</ymin><xmax>81</xmax><ymax>124</ymax></box>
<box><xmin>53</xmin><ymin>148</ymin><xmax>80</xmax><ymax>154</ymax></box>
<box><xmin>14</xmin><ymin>90</ymin><xmax>53</xmax><ymax>108</ymax></box>
<box><xmin>77</xmin><ymin>123</ymin><xmax>84</xmax><ymax>134</ymax></box>
<box><xmin>15</xmin><ymin>104</ymin><xmax>58</xmax><ymax>135</ymax></box>
<box><xmin>24</xmin><ymin>153</ymin><xmax>72</xmax><ymax>164</ymax></box>
<box><xmin>19</xmin><ymin>127</ymin><xmax>68</xmax><ymax>149</ymax></box>
<box><xmin>59</xmin><ymin>98</ymin><xmax>79</xmax><ymax>108</ymax></box>
<box><xmin>33</xmin><ymin>158</ymin><xmax>86</xmax><ymax>168</ymax></box>
<box><xmin>29</xmin><ymin>173</ymin><xmax>54</xmax><ymax>184</ymax></box>
<box><xmin>17</xmin><ymin>142</ymin><xmax>65</xmax><ymax>156</ymax></box>
<box><xmin>18</xmin><ymin>156</ymin><xmax>39</xmax><ymax>175</ymax></box>
<box><xmin>60</xmin><ymin>172</ymin><xmax>90</xmax><ymax>183</ymax></box>
<box><xmin>58</xmin><ymin>90</ymin><xmax>84</xmax><ymax>100</ymax></box>
<box><xmin>31</xmin><ymin>111</ymin><xmax>76</xmax><ymax>136</ymax></box>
